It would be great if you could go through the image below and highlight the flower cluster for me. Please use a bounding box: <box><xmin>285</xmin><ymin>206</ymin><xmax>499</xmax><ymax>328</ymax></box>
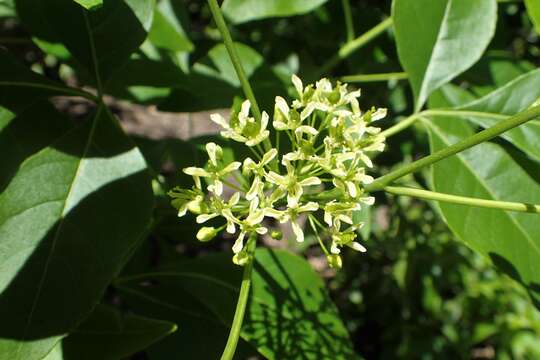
<box><xmin>169</xmin><ymin>75</ymin><xmax>386</xmax><ymax>267</ymax></box>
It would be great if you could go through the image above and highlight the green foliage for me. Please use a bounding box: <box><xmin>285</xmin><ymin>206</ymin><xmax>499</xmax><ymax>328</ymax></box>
<box><xmin>392</xmin><ymin>0</ymin><xmax>497</xmax><ymax>111</ymax></box>
<box><xmin>222</xmin><ymin>0</ymin><xmax>330</xmax><ymax>24</ymax></box>
<box><xmin>118</xmin><ymin>249</ymin><xmax>355</xmax><ymax>359</ymax></box>
<box><xmin>426</xmin><ymin>111</ymin><xmax>540</xmax><ymax>308</ymax></box>
<box><xmin>73</xmin><ymin>0</ymin><xmax>102</xmax><ymax>11</ymax></box>
<box><xmin>51</xmin><ymin>305</ymin><xmax>176</xmax><ymax>360</ymax></box>
<box><xmin>0</xmin><ymin>105</ymin><xmax>153</xmax><ymax>359</ymax></box>
<box><xmin>456</xmin><ymin>69</ymin><xmax>540</xmax><ymax>162</ymax></box>
<box><xmin>525</xmin><ymin>0</ymin><xmax>540</xmax><ymax>34</ymax></box>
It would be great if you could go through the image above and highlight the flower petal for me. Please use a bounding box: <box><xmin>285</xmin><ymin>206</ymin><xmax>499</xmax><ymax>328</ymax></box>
<box><xmin>210</xmin><ymin>113</ymin><xmax>229</xmax><ymax>129</ymax></box>
<box><xmin>291</xmin><ymin>221</ymin><xmax>304</xmax><ymax>243</ymax></box>
<box><xmin>196</xmin><ymin>213</ymin><xmax>218</xmax><ymax>224</ymax></box>
<box><xmin>232</xmin><ymin>232</ymin><xmax>245</xmax><ymax>254</ymax></box>
<box><xmin>299</xmin><ymin>177</ymin><xmax>321</xmax><ymax>187</ymax></box>
<box><xmin>262</xmin><ymin>149</ymin><xmax>278</xmax><ymax>165</ymax></box>
<box><xmin>291</xmin><ymin>75</ymin><xmax>303</xmax><ymax>98</ymax></box>
<box><xmin>183</xmin><ymin>167</ymin><xmax>210</xmax><ymax>177</ymax></box>
<box><xmin>349</xmin><ymin>241</ymin><xmax>367</xmax><ymax>252</ymax></box>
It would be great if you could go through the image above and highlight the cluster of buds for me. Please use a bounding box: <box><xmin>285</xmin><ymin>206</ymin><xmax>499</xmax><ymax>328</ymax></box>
<box><xmin>169</xmin><ymin>75</ymin><xmax>386</xmax><ymax>267</ymax></box>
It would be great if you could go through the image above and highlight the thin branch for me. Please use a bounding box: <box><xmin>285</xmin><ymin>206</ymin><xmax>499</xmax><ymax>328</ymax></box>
<box><xmin>384</xmin><ymin>186</ymin><xmax>540</xmax><ymax>214</ymax></box>
<box><xmin>366</xmin><ymin>104</ymin><xmax>540</xmax><ymax>192</ymax></box>
<box><xmin>318</xmin><ymin>17</ymin><xmax>393</xmax><ymax>76</ymax></box>
<box><xmin>341</xmin><ymin>72</ymin><xmax>408</xmax><ymax>83</ymax></box>
<box><xmin>206</xmin><ymin>0</ymin><xmax>261</xmax><ymax>122</ymax></box>
<box><xmin>220</xmin><ymin>236</ymin><xmax>256</xmax><ymax>360</ymax></box>
<box><xmin>379</xmin><ymin>113</ymin><xmax>423</xmax><ymax>138</ymax></box>
<box><xmin>207</xmin><ymin>0</ymin><xmax>273</xmax><ymax>155</ymax></box>
<box><xmin>341</xmin><ymin>0</ymin><xmax>355</xmax><ymax>42</ymax></box>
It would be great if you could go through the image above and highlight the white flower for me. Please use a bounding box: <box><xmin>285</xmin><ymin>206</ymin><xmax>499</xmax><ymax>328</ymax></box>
<box><xmin>232</xmin><ymin>197</ymin><xmax>268</xmax><ymax>253</ymax></box>
<box><xmin>328</xmin><ymin>218</ymin><xmax>367</xmax><ymax>254</ymax></box>
<box><xmin>323</xmin><ymin>200</ymin><xmax>361</xmax><ymax>227</ymax></box>
<box><xmin>168</xmin><ymin>187</ymin><xmax>205</xmax><ymax>217</ymax></box>
<box><xmin>243</xmin><ymin>149</ymin><xmax>277</xmax><ymax>200</ymax></box>
<box><xmin>291</xmin><ymin>74</ymin><xmax>315</xmax><ymax>108</ymax></box>
<box><xmin>273</xmin><ymin>96</ymin><xmax>304</xmax><ymax>131</ymax></box>
<box><xmin>183</xmin><ymin>143</ymin><xmax>241</xmax><ymax>196</ymax></box>
<box><xmin>195</xmin><ymin>192</ymin><xmax>241</xmax><ymax>234</ymax></box>
<box><xmin>210</xmin><ymin>100</ymin><xmax>269</xmax><ymax>147</ymax></box>
<box><xmin>265</xmin><ymin>160</ymin><xmax>321</xmax><ymax>207</ymax></box>
<box><xmin>266</xmin><ymin>201</ymin><xmax>319</xmax><ymax>242</ymax></box>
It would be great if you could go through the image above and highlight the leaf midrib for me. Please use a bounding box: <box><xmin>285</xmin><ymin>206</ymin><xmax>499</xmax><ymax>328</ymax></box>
<box><xmin>417</xmin><ymin>0</ymin><xmax>453</xmax><ymax>111</ymax></box>
<box><xmin>14</xmin><ymin>106</ymin><xmax>103</xmax><ymax>359</ymax></box>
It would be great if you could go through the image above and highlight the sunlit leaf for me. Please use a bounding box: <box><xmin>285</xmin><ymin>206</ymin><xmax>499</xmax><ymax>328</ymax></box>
<box><xmin>222</xmin><ymin>0</ymin><xmax>329</xmax><ymax>24</ymax></box>
<box><xmin>425</xmin><ymin>97</ymin><xmax>540</xmax><ymax>308</ymax></box>
<box><xmin>525</xmin><ymin>0</ymin><xmax>540</xmax><ymax>34</ymax></box>
<box><xmin>393</xmin><ymin>0</ymin><xmax>497</xmax><ymax>111</ymax></box>
<box><xmin>73</xmin><ymin>0</ymin><xmax>101</xmax><ymax>10</ymax></box>
<box><xmin>0</xmin><ymin>106</ymin><xmax>153</xmax><ymax>360</ymax></box>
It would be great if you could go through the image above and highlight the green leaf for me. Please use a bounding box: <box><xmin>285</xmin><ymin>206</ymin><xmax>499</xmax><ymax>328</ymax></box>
<box><xmin>0</xmin><ymin>0</ymin><xmax>15</xmax><ymax>17</ymax></box>
<box><xmin>148</xmin><ymin>0</ymin><xmax>193</xmax><ymax>53</ymax></box>
<box><xmin>73</xmin><ymin>0</ymin><xmax>101</xmax><ymax>10</ymax></box>
<box><xmin>222</xmin><ymin>0</ymin><xmax>329</xmax><ymax>24</ymax></box>
<box><xmin>61</xmin><ymin>304</ymin><xmax>176</xmax><ymax>360</ymax></box>
<box><xmin>117</xmin><ymin>249</ymin><xmax>356</xmax><ymax>359</ymax></box>
<box><xmin>16</xmin><ymin>0</ymin><xmax>155</xmax><ymax>82</ymax></box>
<box><xmin>0</xmin><ymin>49</ymin><xmax>91</xmax><ymax>111</ymax></box>
<box><xmin>525</xmin><ymin>0</ymin><xmax>540</xmax><ymax>34</ymax></box>
<box><xmin>117</xmin><ymin>260</ymin><xmax>259</xmax><ymax>360</ymax></box>
<box><xmin>0</xmin><ymin>106</ymin><xmax>153</xmax><ymax>360</ymax></box>
<box><xmin>425</xmin><ymin>116</ymin><xmax>540</xmax><ymax>308</ymax></box>
<box><xmin>159</xmin><ymin>43</ymin><xmax>286</xmax><ymax>112</ymax></box>
<box><xmin>392</xmin><ymin>0</ymin><xmax>497</xmax><ymax>111</ymax></box>
<box><xmin>459</xmin><ymin>53</ymin><xmax>536</xmax><ymax>97</ymax></box>
<box><xmin>456</xmin><ymin>69</ymin><xmax>540</xmax><ymax>162</ymax></box>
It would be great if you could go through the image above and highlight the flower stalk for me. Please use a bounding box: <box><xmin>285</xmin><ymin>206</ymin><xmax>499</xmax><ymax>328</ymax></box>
<box><xmin>341</xmin><ymin>72</ymin><xmax>408</xmax><ymax>83</ymax></box>
<box><xmin>220</xmin><ymin>234</ymin><xmax>256</xmax><ymax>360</ymax></box>
<box><xmin>384</xmin><ymin>186</ymin><xmax>540</xmax><ymax>214</ymax></box>
<box><xmin>319</xmin><ymin>17</ymin><xmax>393</xmax><ymax>76</ymax></box>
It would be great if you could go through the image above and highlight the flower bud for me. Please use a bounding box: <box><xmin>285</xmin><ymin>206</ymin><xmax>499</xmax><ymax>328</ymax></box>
<box><xmin>233</xmin><ymin>251</ymin><xmax>250</xmax><ymax>266</ymax></box>
<box><xmin>196</xmin><ymin>226</ymin><xmax>219</xmax><ymax>242</ymax></box>
<box><xmin>270</xmin><ymin>230</ymin><xmax>283</xmax><ymax>240</ymax></box>
<box><xmin>327</xmin><ymin>254</ymin><xmax>342</xmax><ymax>269</ymax></box>
<box><xmin>187</xmin><ymin>197</ymin><xmax>205</xmax><ymax>214</ymax></box>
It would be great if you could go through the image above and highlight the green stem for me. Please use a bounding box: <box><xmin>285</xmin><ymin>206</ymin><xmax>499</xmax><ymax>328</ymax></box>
<box><xmin>318</xmin><ymin>17</ymin><xmax>393</xmax><ymax>76</ymax></box>
<box><xmin>207</xmin><ymin>0</ymin><xmax>274</xmax><ymax>160</ymax></box>
<box><xmin>220</xmin><ymin>236</ymin><xmax>256</xmax><ymax>360</ymax></box>
<box><xmin>384</xmin><ymin>186</ymin><xmax>540</xmax><ymax>214</ymax></box>
<box><xmin>380</xmin><ymin>109</ymin><xmax>509</xmax><ymax>139</ymax></box>
<box><xmin>207</xmin><ymin>0</ymin><xmax>261</xmax><ymax>122</ymax></box>
<box><xmin>379</xmin><ymin>113</ymin><xmax>422</xmax><ymax>138</ymax></box>
<box><xmin>341</xmin><ymin>0</ymin><xmax>355</xmax><ymax>42</ymax></box>
<box><xmin>308</xmin><ymin>215</ymin><xmax>330</xmax><ymax>255</ymax></box>
<box><xmin>366</xmin><ymin>104</ymin><xmax>540</xmax><ymax>192</ymax></box>
<box><xmin>341</xmin><ymin>72</ymin><xmax>408</xmax><ymax>83</ymax></box>
<box><xmin>423</xmin><ymin>109</ymin><xmax>507</xmax><ymax>120</ymax></box>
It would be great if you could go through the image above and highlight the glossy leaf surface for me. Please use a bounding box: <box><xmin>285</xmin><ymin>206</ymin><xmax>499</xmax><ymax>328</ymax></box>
<box><xmin>222</xmin><ymin>0</ymin><xmax>329</xmax><ymax>24</ymax></box>
<box><xmin>0</xmin><ymin>106</ymin><xmax>153</xmax><ymax>359</ymax></box>
<box><xmin>393</xmin><ymin>0</ymin><xmax>497</xmax><ymax>111</ymax></box>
